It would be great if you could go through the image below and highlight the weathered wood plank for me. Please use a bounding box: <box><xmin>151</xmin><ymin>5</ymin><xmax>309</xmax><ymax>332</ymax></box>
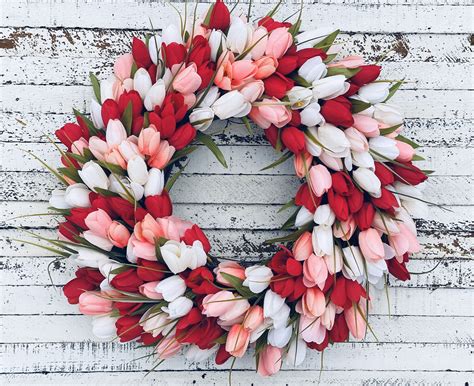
<box><xmin>2</xmin><ymin>85</ymin><xmax>471</xmax><ymax>119</ymax></box>
<box><xmin>1</xmin><ymin>28</ymin><xmax>471</xmax><ymax>64</ymax></box>
<box><xmin>1</xmin><ymin>2</ymin><xmax>471</xmax><ymax>33</ymax></box>
<box><xmin>1</xmin><ymin>113</ymin><xmax>473</xmax><ymax>148</ymax></box>
<box><xmin>2</xmin><ymin>342</ymin><xmax>471</xmax><ymax>373</ymax></box>
<box><xmin>3</xmin><ymin>56</ymin><xmax>471</xmax><ymax>90</ymax></box>
<box><xmin>2</xmin><ymin>256</ymin><xmax>471</xmax><ymax>289</ymax></box>
<box><xmin>4</xmin><ymin>286</ymin><xmax>471</xmax><ymax>317</ymax></box>
<box><xmin>2</xmin><ymin>370</ymin><xmax>472</xmax><ymax>385</ymax></box>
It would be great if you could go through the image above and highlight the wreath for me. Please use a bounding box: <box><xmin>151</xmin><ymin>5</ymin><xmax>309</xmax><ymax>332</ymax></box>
<box><xmin>23</xmin><ymin>0</ymin><xmax>432</xmax><ymax>377</ymax></box>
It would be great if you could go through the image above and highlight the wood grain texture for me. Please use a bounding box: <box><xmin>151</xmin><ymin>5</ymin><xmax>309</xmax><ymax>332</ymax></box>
<box><xmin>1</xmin><ymin>0</ymin><xmax>472</xmax><ymax>384</ymax></box>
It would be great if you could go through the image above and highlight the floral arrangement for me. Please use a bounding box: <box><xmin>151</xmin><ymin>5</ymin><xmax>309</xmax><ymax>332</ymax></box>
<box><xmin>24</xmin><ymin>0</ymin><xmax>432</xmax><ymax>377</ymax></box>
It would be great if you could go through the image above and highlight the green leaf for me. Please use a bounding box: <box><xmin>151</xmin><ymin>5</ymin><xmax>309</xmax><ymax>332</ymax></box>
<box><xmin>196</xmin><ymin>131</ymin><xmax>228</xmax><ymax>168</ymax></box>
<box><xmin>395</xmin><ymin>134</ymin><xmax>420</xmax><ymax>149</ymax></box>
<box><xmin>73</xmin><ymin>109</ymin><xmax>100</xmax><ymax>137</ymax></box>
<box><xmin>169</xmin><ymin>145</ymin><xmax>198</xmax><ymax>165</ymax></box>
<box><xmin>57</xmin><ymin>167</ymin><xmax>81</xmax><ymax>183</ymax></box>
<box><xmin>89</xmin><ymin>72</ymin><xmax>101</xmax><ymax>102</ymax></box>
<box><xmin>379</xmin><ymin>123</ymin><xmax>403</xmax><ymax>136</ymax></box>
<box><xmin>121</xmin><ymin>101</ymin><xmax>133</xmax><ymax>136</ymax></box>
<box><xmin>131</xmin><ymin>61</ymin><xmax>138</xmax><ymax>77</ymax></box>
<box><xmin>411</xmin><ymin>154</ymin><xmax>425</xmax><ymax>161</ymax></box>
<box><xmin>323</xmin><ymin>53</ymin><xmax>337</xmax><ymax>64</ymax></box>
<box><xmin>220</xmin><ymin>272</ymin><xmax>256</xmax><ymax>299</ymax></box>
<box><xmin>349</xmin><ymin>98</ymin><xmax>372</xmax><ymax>114</ymax></box>
<box><xmin>95</xmin><ymin>187</ymin><xmax>120</xmax><ymax>197</ymax></box>
<box><xmin>97</xmin><ymin>160</ymin><xmax>127</xmax><ymax>175</ymax></box>
<box><xmin>288</xmin><ymin>19</ymin><xmax>302</xmax><ymax>38</ymax></box>
<box><xmin>265</xmin><ymin>0</ymin><xmax>283</xmax><ymax>18</ymax></box>
<box><xmin>313</xmin><ymin>29</ymin><xmax>340</xmax><ymax>52</ymax></box>
<box><xmin>265</xmin><ymin>222</ymin><xmax>313</xmax><ymax>244</ymax></box>
<box><xmin>66</xmin><ymin>151</ymin><xmax>92</xmax><ymax>164</ymax></box>
<box><xmin>281</xmin><ymin>208</ymin><xmax>299</xmax><ymax>230</ymax></box>
<box><xmin>260</xmin><ymin>151</ymin><xmax>292</xmax><ymax>171</ymax></box>
<box><xmin>165</xmin><ymin>162</ymin><xmax>188</xmax><ymax>192</ymax></box>
<box><xmin>143</xmin><ymin>111</ymin><xmax>150</xmax><ymax>128</ymax></box>
<box><xmin>384</xmin><ymin>80</ymin><xmax>403</xmax><ymax>102</ymax></box>
<box><xmin>154</xmin><ymin>238</ymin><xmax>164</xmax><ymax>262</ymax></box>
<box><xmin>278</xmin><ymin>199</ymin><xmax>295</xmax><ymax>213</ymax></box>
<box><xmin>290</xmin><ymin>74</ymin><xmax>312</xmax><ymax>88</ymax></box>
<box><xmin>326</xmin><ymin>67</ymin><xmax>361</xmax><ymax>79</ymax></box>
<box><xmin>110</xmin><ymin>266</ymin><xmax>131</xmax><ymax>275</ymax></box>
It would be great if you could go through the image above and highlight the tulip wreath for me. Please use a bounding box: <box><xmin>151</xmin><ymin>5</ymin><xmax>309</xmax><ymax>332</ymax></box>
<box><xmin>23</xmin><ymin>0</ymin><xmax>433</xmax><ymax>377</ymax></box>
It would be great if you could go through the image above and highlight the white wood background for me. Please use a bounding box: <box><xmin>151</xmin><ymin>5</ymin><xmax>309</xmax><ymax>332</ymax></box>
<box><xmin>1</xmin><ymin>0</ymin><xmax>473</xmax><ymax>384</ymax></box>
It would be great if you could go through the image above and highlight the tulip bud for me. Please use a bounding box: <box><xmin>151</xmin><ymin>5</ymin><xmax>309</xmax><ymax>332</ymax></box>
<box><xmin>353</xmin><ymin>167</ymin><xmax>382</xmax><ymax>197</ymax></box>
<box><xmin>92</xmin><ymin>315</ymin><xmax>119</xmax><ymax>339</ymax></box>
<box><xmin>265</xmin><ymin>27</ymin><xmax>293</xmax><ymax>59</ymax></box>
<box><xmin>133</xmin><ymin>68</ymin><xmax>152</xmax><ymax>99</ymax></box>
<box><xmin>287</xmin><ymin>86</ymin><xmax>313</xmax><ymax>109</ymax></box>
<box><xmin>295</xmin><ymin>206</ymin><xmax>314</xmax><ymax>227</ymax></box>
<box><xmin>358</xmin><ymin>82</ymin><xmax>390</xmax><ymax>104</ymax></box>
<box><xmin>309</xmin><ymin>164</ymin><xmax>332</xmax><ymax>197</ymax></box>
<box><xmin>240</xmin><ymin>80</ymin><xmax>265</xmax><ymax>103</ymax></box>
<box><xmin>281</xmin><ymin>126</ymin><xmax>306</xmax><ymax>153</ymax></box>
<box><xmin>321</xmin><ymin>97</ymin><xmax>354</xmax><ymax>128</ymax></box>
<box><xmin>106</xmin><ymin>119</ymin><xmax>127</xmax><ymax>147</ymax></box>
<box><xmin>226</xmin><ymin>324</ymin><xmax>251</xmax><ymax>357</ymax></box>
<box><xmin>49</xmin><ymin>189</ymin><xmax>70</xmax><ymax>209</ymax></box>
<box><xmin>298</xmin><ymin>56</ymin><xmax>327</xmax><ymax>83</ymax></box>
<box><xmin>226</xmin><ymin>16</ymin><xmax>250</xmax><ymax>54</ymax></box>
<box><xmin>189</xmin><ymin>107</ymin><xmax>214</xmax><ymax>131</ymax></box>
<box><xmin>257</xmin><ymin>345</ymin><xmax>283</xmax><ymax>377</ymax></box>
<box><xmin>267</xmin><ymin>325</ymin><xmax>292</xmax><ymax>348</ymax></box>
<box><xmin>342</xmin><ymin>246</ymin><xmax>365</xmax><ymax>281</ymax></box>
<box><xmin>78</xmin><ymin>291</ymin><xmax>113</xmax><ymax>315</ymax></box>
<box><xmin>212</xmin><ymin>90</ymin><xmax>251</xmax><ymax>119</ymax></box>
<box><xmin>90</xmin><ymin>99</ymin><xmax>105</xmax><ymax>129</ymax></box>
<box><xmin>345</xmin><ymin>127</ymin><xmax>369</xmax><ymax>152</ymax></box>
<box><xmin>243</xmin><ymin>265</ymin><xmax>273</xmax><ymax>293</ymax></box>
<box><xmin>127</xmin><ymin>156</ymin><xmax>149</xmax><ymax>185</ymax></box>
<box><xmin>63</xmin><ymin>183</ymin><xmax>91</xmax><ymax>208</ymax></box>
<box><xmin>207</xmin><ymin>0</ymin><xmax>231</xmax><ymax>31</ymax></box>
<box><xmin>369</xmin><ymin>136</ymin><xmax>400</xmax><ymax>160</ymax></box>
<box><xmin>300</xmin><ymin>102</ymin><xmax>324</xmax><ymax>127</ymax></box>
<box><xmin>373</xmin><ymin>103</ymin><xmax>403</xmax><ymax>126</ymax></box>
<box><xmin>208</xmin><ymin>30</ymin><xmax>227</xmax><ymax>63</ymax></box>
<box><xmin>162</xmin><ymin>296</ymin><xmax>194</xmax><ymax>319</ymax></box>
<box><xmin>78</xmin><ymin>161</ymin><xmax>109</xmax><ymax>192</ymax></box>
<box><xmin>286</xmin><ymin>338</ymin><xmax>307</xmax><ymax>366</ymax></box>
<box><xmin>185</xmin><ymin>345</ymin><xmax>219</xmax><ymax>363</ymax></box>
<box><xmin>144</xmin><ymin>79</ymin><xmax>166</xmax><ymax>111</ymax></box>
<box><xmin>144</xmin><ymin>168</ymin><xmax>164</xmax><ymax>197</ymax></box>
<box><xmin>305</xmin><ymin>126</ymin><xmax>322</xmax><ymax>156</ymax></box>
<box><xmin>312</xmin><ymin>75</ymin><xmax>349</xmax><ymax>100</ymax></box>
<box><xmin>156</xmin><ymin>275</ymin><xmax>186</xmax><ymax>302</ymax></box>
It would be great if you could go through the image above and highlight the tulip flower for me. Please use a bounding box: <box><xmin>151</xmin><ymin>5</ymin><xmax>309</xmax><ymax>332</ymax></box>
<box><xmin>109</xmin><ymin>174</ymin><xmax>144</xmax><ymax>201</ymax></box>
<box><xmin>148</xmin><ymin>35</ymin><xmax>162</xmax><ymax>65</ymax></box>
<box><xmin>78</xmin><ymin>291</ymin><xmax>113</xmax><ymax>315</ymax></box>
<box><xmin>202</xmin><ymin>291</ymin><xmax>250</xmax><ymax>321</ymax></box>
<box><xmin>353</xmin><ymin>167</ymin><xmax>382</xmax><ymax>197</ymax></box>
<box><xmin>105</xmin><ymin>119</ymin><xmax>127</xmax><ymax>147</ymax></box>
<box><xmin>369</xmin><ymin>136</ymin><xmax>400</xmax><ymax>160</ymax></box>
<box><xmin>344</xmin><ymin>301</ymin><xmax>367</xmax><ymax>340</ymax></box>
<box><xmin>267</xmin><ymin>325</ymin><xmax>292</xmax><ymax>348</ymax></box>
<box><xmin>189</xmin><ymin>107</ymin><xmax>215</xmax><ymax>131</ymax></box>
<box><xmin>185</xmin><ymin>345</ymin><xmax>219</xmax><ymax>363</ymax></box>
<box><xmin>295</xmin><ymin>206</ymin><xmax>314</xmax><ymax>227</ymax></box>
<box><xmin>72</xmin><ymin>247</ymin><xmax>109</xmax><ymax>268</ymax></box>
<box><xmin>359</xmin><ymin>228</ymin><xmax>385</xmax><ymax>261</ymax></box>
<box><xmin>299</xmin><ymin>315</ymin><xmax>326</xmax><ymax>344</ymax></box>
<box><xmin>243</xmin><ymin>305</ymin><xmax>264</xmax><ymax>331</ymax></box>
<box><xmin>317</xmin><ymin>123</ymin><xmax>351</xmax><ymax>158</ymax></box>
<box><xmin>373</xmin><ymin>103</ymin><xmax>404</xmax><ymax>126</ymax></box>
<box><xmin>162</xmin><ymin>296</ymin><xmax>194</xmax><ymax>319</ymax></box>
<box><xmin>309</xmin><ymin>164</ymin><xmax>332</xmax><ymax>197</ymax></box>
<box><xmin>395</xmin><ymin>140</ymin><xmax>415</xmax><ymax>162</ymax></box>
<box><xmin>226</xmin><ymin>16</ymin><xmax>250</xmax><ymax>54</ymax></box>
<box><xmin>214</xmin><ymin>261</ymin><xmax>246</xmax><ymax>285</ymax></box>
<box><xmin>144</xmin><ymin>79</ymin><xmax>166</xmax><ymax>111</ymax></box>
<box><xmin>240</xmin><ymin>80</ymin><xmax>265</xmax><ymax>103</ymax></box>
<box><xmin>212</xmin><ymin>90</ymin><xmax>251</xmax><ymax>119</ymax></box>
<box><xmin>243</xmin><ymin>265</ymin><xmax>273</xmax><ymax>293</ymax></box>
<box><xmin>140</xmin><ymin>309</ymin><xmax>173</xmax><ymax>337</ymax></box>
<box><xmin>324</xmin><ymin>245</ymin><xmax>343</xmax><ymax>274</ymax></box>
<box><xmin>156</xmin><ymin>275</ymin><xmax>186</xmax><ymax>302</ymax></box>
<box><xmin>265</xmin><ymin>27</ymin><xmax>293</xmax><ymax>59</ymax></box>
<box><xmin>293</xmin><ymin>231</ymin><xmax>313</xmax><ymax>261</ymax></box>
<box><xmin>173</xmin><ymin>63</ymin><xmax>202</xmax><ymax>94</ymax></box>
<box><xmin>321</xmin><ymin>97</ymin><xmax>354</xmax><ymax>128</ymax></box>
<box><xmin>300</xmin><ymin>102</ymin><xmax>324</xmax><ymax>127</ymax></box>
<box><xmin>49</xmin><ymin>189</ymin><xmax>71</xmax><ymax>210</ymax></box>
<box><xmin>155</xmin><ymin>336</ymin><xmax>182</xmax><ymax>360</ymax></box>
<box><xmin>253</xmin><ymin>99</ymin><xmax>293</xmax><ymax>129</ymax></box>
<box><xmin>92</xmin><ymin>315</ymin><xmax>119</xmax><ymax>339</ymax></box>
<box><xmin>133</xmin><ymin>68</ymin><xmax>152</xmax><ymax>99</ymax></box>
<box><xmin>63</xmin><ymin>183</ymin><xmax>91</xmax><ymax>208</ymax></box>
<box><xmin>305</xmin><ymin>126</ymin><xmax>322</xmax><ymax>156</ymax></box>
<box><xmin>139</xmin><ymin>281</ymin><xmax>163</xmax><ymax>300</ymax></box>
<box><xmin>286</xmin><ymin>338</ymin><xmax>307</xmax><ymax>367</ymax></box>
<box><xmin>358</xmin><ymin>82</ymin><xmax>390</xmax><ymax>104</ymax></box>
<box><xmin>301</xmin><ymin>287</ymin><xmax>326</xmax><ymax>318</ymax></box>
<box><xmin>162</xmin><ymin>24</ymin><xmax>183</xmax><ymax>45</ymax></box>
<box><xmin>127</xmin><ymin>156</ymin><xmax>149</xmax><ymax>185</ymax></box>
<box><xmin>90</xmin><ymin>99</ymin><xmax>104</xmax><ymax>129</ymax></box>
<box><xmin>208</xmin><ymin>30</ymin><xmax>226</xmax><ymax>62</ymax></box>
<box><xmin>254</xmin><ymin>56</ymin><xmax>277</xmax><ymax>79</ymax></box>
<box><xmin>342</xmin><ymin>246</ymin><xmax>365</xmax><ymax>282</ymax></box>
<box><xmin>345</xmin><ymin>127</ymin><xmax>369</xmax><ymax>152</ymax></box>
<box><xmin>107</xmin><ymin>221</ymin><xmax>130</xmax><ymax>248</ymax></box>
<box><xmin>287</xmin><ymin>86</ymin><xmax>313</xmax><ymax>109</ymax></box>
<box><xmin>226</xmin><ymin>324</ymin><xmax>250</xmax><ymax>357</ymax></box>
<box><xmin>257</xmin><ymin>345</ymin><xmax>283</xmax><ymax>377</ymax></box>
<box><xmin>312</xmin><ymin>75</ymin><xmax>348</xmax><ymax>100</ymax></box>
<box><xmin>250</xmin><ymin>26</ymin><xmax>268</xmax><ymax>60</ymax></box>
<box><xmin>298</xmin><ymin>56</ymin><xmax>327</xmax><ymax>83</ymax></box>
<box><xmin>352</xmin><ymin>151</ymin><xmax>375</xmax><ymax>170</ymax></box>
<box><xmin>303</xmin><ymin>254</ymin><xmax>328</xmax><ymax>289</ymax></box>
<box><xmin>144</xmin><ymin>168</ymin><xmax>164</xmax><ymax>197</ymax></box>
<box><xmin>263</xmin><ymin>290</ymin><xmax>286</xmax><ymax>320</ymax></box>
<box><xmin>393</xmin><ymin>181</ymin><xmax>428</xmax><ymax>217</ymax></box>
<box><xmin>207</xmin><ymin>0</ymin><xmax>231</xmax><ymax>31</ymax></box>
<box><xmin>366</xmin><ymin>258</ymin><xmax>388</xmax><ymax>287</ymax></box>
<box><xmin>78</xmin><ymin>161</ymin><xmax>109</xmax><ymax>192</ymax></box>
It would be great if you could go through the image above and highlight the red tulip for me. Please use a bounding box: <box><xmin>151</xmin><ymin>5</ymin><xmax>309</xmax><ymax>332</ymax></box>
<box><xmin>371</xmin><ymin>187</ymin><xmax>399</xmax><ymax>211</ymax></box>
<box><xmin>374</xmin><ymin>162</ymin><xmax>395</xmax><ymax>186</ymax></box>
<box><xmin>136</xmin><ymin>259</ymin><xmax>167</xmax><ymax>282</ymax></box>
<box><xmin>116</xmin><ymin>315</ymin><xmax>144</xmax><ymax>342</ymax></box>
<box><xmin>387</xmin><ymin>257</ymin><xmax>411</xmax><ymax>281</ymax></box>
<box><xmin>182</xmin><ymin>224</ymin><xmax>211</xmax><ymax>253</ymax></box>
<box><xmin>327</xmin><ymin>190</ymin><xmax>349</xmax><ymax>221</ymax></box>
<box><xmin>118</xmin><ymin>90</ymin><xmax>143</xmax><ymax>118</ymax></box>
<box><xmin>55</xmin><ymin>123</ymin><xmax>87</xmax><ymax>150</ymax></box>
<box><xmin>392</xmin><ymin>162</ymin><xmax>428</xmax><ymax>185</ymax></box>
<box><xmin>168</xmin><ymin>123</ymin><xmax>196</xmax><ymax>150</ymax></box>
<box><xmin>281</xmin><ymin>126</ymin><xmax>306</xmax><ymax>154</ymax></box>
<box><xmin>110</xmin><ymin>270</ymin><xmax>144</xmax><ymax>293</ymax></box>
<box><xmin>295</xmin><ymin>183</ymin><xmax>320</xmax><ymax>213</ymax></box>
<box><xmin>101</xmin><ymin>99</ymin><xmax>121</xmax><ymax>126</ymax></box>
<box><xmin>264</xmin><ymin>125</ymin><xmax>281</xmax><ymax>150</ymax></box>
<box><xmin>207</xmin><ymin>0</ymin><xmax>231</xmax><ymax>31</ymax></box>
<box><xmin>132</xmin><ymin>37</ymin><xmax>152</xmax><ymax>69</ymax></box>
<box><xmin>277</xmin><ymin>55</ymin><xmax>298</xmax><ymax>75</ymax></box>
<box><xmin>184</xmin><ymin>267</ymin><xmax>219</xmax><ymax>295</ymax></box>
<box><xmin>258</xmin><ymin>17</ymin><xmax>292</xmax><ymax>32</ymax></box>
<box><xmin>329</xmin><ymin>314</ymin><xmax>349</xmax><ymax>342</ymax></box>
<box><xmin>321</xmin><ymin>97</ymin><xmax>354</xmax><ymax>128</ymax></box>
<box><xmin>347</xmin><ymin>188</ymin><xmax>364</xmax><ymax>213</ymax></box>
<box><xmin>295</xmin><ymin>48</ymin><xmax>327</xmax><ymax>66</ymax></box>
<box><xmin>350</xmin><ymin>65</ymin><xmax>381</xmax><ymax>86</ymax></box>
<box><xmin>63</xmin><ymin>277</ymin><xmax>96</xmax><ymax>304</ymax></box>
<box><xmin>331</xmin><ymin>172</ymin><xmax>355</xmax><ymax>196</ymax></box>
<box><xmin>145</xmin><ymin>191</ymin><xmax>173</xmax><ymax>218</ymax></box>
<box><xmin>354</xmin><ymin>202</ymin><xmax>375</xmax><ymax>230</ymax></box>
<box><xmin>263</xmin><ymin>72</ymin><xmax>294</xmax><ymax>99</ymax></box>
<box><xmin>162</xmin><ymin>42</ymin><xmax>186</xmax><ymax>68</ymax></box>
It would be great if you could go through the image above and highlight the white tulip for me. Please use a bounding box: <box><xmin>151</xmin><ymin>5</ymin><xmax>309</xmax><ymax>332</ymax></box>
<box><xmin>144</xmin><ymin>168</ymin><xmax>164</xmax><ymax>197</ymax></box>
<box><xmin>395</xmin><ymin>207</ymin><xmax>417</xmax><ymax>236</ymax></box>
<box><xmin>369</xmin><ymin>136</ymin><xmax>400</xmax><ymax>160</ymax></box>
<box><xmin>271</xmin><ymin>303</ymin><xmax>290</xmax><ymax>329</ymax></box>
<box><xmin>250</xmin><ymin>318</ymin><xmax>273</xmax><ymax>343</ymax></box>
<box><xmin>268</xmin><ymin>325</ymin><xmax>292</xmax><ymax>348</ymax></box>
<box><xmin>127</xmin><ymin>156</ymin><xmax>149</xmax><ymax>185</ymax></box>
<box><xmin>49</xmin><ymin>189</ymin><xmax>70</xmax><ymax>209</ymax></box>
<box><xmin>92</xmin><ymin>315</ymin><xmax>118</xmax><ymax>339</ymax></box>
<box><xmin>100</xmin><ymin>76</ymin><xmax>116</xmax><ymax>103</ymax></box>
<box><xmin>226</xmin><ymin>16</ymin><xmax>249</xmax><ymax>54</ymax></box>
<box><xmin>162</xmin><ymin>24</ymin><xmax>183</xmax><ymax>45</ymax></box>
<box><xmin>393</xmin><ymin>181</ymin><xmax>428</xmax><ymax>218</ymax></box>
<box><xmin>312</xmin><ymin>75</ymin><xmax>349</xmax><ymax>100</ymax></box>
<box><xmin>353</xmin><ymin>167</ymin><xmax>381</xmax><ymax>197</ymax></box>
<box><xmin>298</xmin><ymin>56</ymin><xmax>327</xmax><ymax>83</ymax></box>
<box><xmin>182</xmin><ymin>240</ymin><xmax>207</xmax><ymax>271</ymax></box>
<box><xmin>78</xmin><ymin>161</ymin><xmax>109</xmax><ymax>192</ymax></box>
<box><xmin>342</xmin><ymin>246</ymin><xmax>365</xmax><ymax>282</ymax></box>
<box><xmin>208</xmin><ymin>30</ymin><xmax>227</xmax><ymax>62</ymax></box>
<box><xmin>118</xmin><ymin>140</ymin><xmax>141</xmax><ymax>162</ymax></box>
<box><xmin>345</xmin><ymin>127</ymin><xmax>369</xmax><ymax>152</ymax></box>
<box><xmin>358</xmin><ymin>82</ymin><xmax>390</xmax><ymax>104</ymax></box>
<box><xmin>161</xmin><ymin>240</ymin><xmax>190</xmax><ymax>274</ymax></box>
<box><xmin>366</xmin><ymin>258</ymin><xmax>388</xmax><ymax>288</ymax></box>
<box><xmin>351</xmin><ymin>150</ymin><xmax>375</xmax><ymax>170</ymax></box>
<box><xmin>72</xmin><ymin>247</ymin><xmax>109</xmax><ymax>268</ymax></box>
<box><xmin>198</xmin><ymin>86</ymin><xmax>220</xmax><ymax>107</ymax></box>
<box><xmin>296</xmin><ymin>28</ymin><xmax>334</xmax><ymax>49</ymax></box>
<box><xmin>324</xmin><ymin>245</ymin><xmax>343</xmax><ymax>274</ymax></box>
<box><xmin>140</xmin><ymin>309</ymin><xmax>173</xmax><ymax>337</ymax></box>
<box><xmin>286</xmin><ymin>338</ymin><xmax>307</xmax><ymax>367</ymax></box>
<box><xmin>126</xmin><ymin>235</ymin><xmax>137</xmax><ymax>263</ymax></box>
<box><xmin>320</xmin><ymin>302</ymin><xmax>336</xmax><ymax>330</ymax></box>
<box><xmin>106</xmin><ymin>119</ymin><xmax>127</xmax><ymax>147</ymax></box>
<box><xmin>162</xmin><ymin>296</ymin><xmax>193</xmax><ymax>319</ymax></box>
<box><xmin>317</xmin><ymin>123</ymin><xmax>350</xmax><ymax>157</ymax></box>
<box><xmin>148</xmin><ymin>35</ymin><xmax>163</xmax><ymax>65</ymax></box>
<box><xmin>242</xmin><ymin>265</ymin><xmax>273</xmax><ymax>293</ymax></box>
<box><xmin>373</xmin><ymin>103</ymin><xmax>404</xmax><ymax>126</ymax></box>
<box><xmin>305</xmin><ymin>126</ymin><xmax>323</xmax><ymax>156</ymax></box>
<box><xmin>156</xmin><ymin>275</ymin><xmax>186</xmax><ymax>302</ymax></box>
<box><xmin>212</xmin><ymin>90</ymin><xmax>251</xmax><ymax>119</ymax></box>
<box><xmin>108</xmin><ymin>174</ymin><xmax>144</xmax><ymax>201</ymax></box>
<box><xmin>263</xmin><ymin>290</ymin><xmax>286</xmax><ymax>319</ymax></box>
<box><xmin>189</xmin><ymin>107</ymin><xmax>215</xmax><ymax>131</ymax></box>
<box><xmin>288</xmin><ymin>86</ymin><xmax>314</xmax><ymax>109</ymax></box>
<box><xmin>90</xmin><ymin>99</ymin><xmax>105</xmax><ymax>129</ymax></box>
<box><xmin>98</xmin><ymin>258</ymin><xmax>123</xmax><ymax>279</ymax></box>
<box><xmin>250</xmin><ymin>26</ymin><xmax>268</xmax><ymax>60</ymax></box>
<box><xmin>319</xmin><ymin>150</ymin><xmax>344</xmax><ymax>171</ymax></box>
<box><xmin>312</xmin><ymin>225</ymin><xmax>334</xmax><ymax>256</ymax></box>
<box><xmin>133</xmin><ymin>68</ymin><xmax>153</xmax><ymax>99</ymax></box>
<box><xmin>240</xmin><ymin>80</ymin><xmax>265</xmax><ymax>103</ymax></box>
<box><xmin>185</xmin><ymin>345</ymin><xmax>218</xmax><ymax>362</ymax></box>
<box><xmin>313</xmin><ymin>204</ymin><xmax>335</xmax><ymax>226</ymax></box>
<box><xmin>295</xmin><ymin>206</ymin><xmax>314</xmax><ymax>227</ymax></box>
<box><xmin>144</xmin><ymin>79</ymin><xmax>166</xmax><ymax>111</ymax></box>
<box><xmin>300</xmin><ymin>102</ymin><xmax>324</xmax><ymax>127</ymax></box>
<box><xmin>372</xmin><ymin>212</ymin><xmax>400</xmax><ymax>235</ymax></box>
<box><xmin>83</xmin><ymin>230</ymin><xmax>114</xmax><ymax>251</ymax></box>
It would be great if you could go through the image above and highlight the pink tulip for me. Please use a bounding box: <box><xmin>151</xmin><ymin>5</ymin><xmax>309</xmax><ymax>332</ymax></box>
<box><xmin>148</xmin><ymin>140</ymin><xmax>175</xmax><ymax>169</ymax></box>
<box><xmin>131</xmin><ymin>237</ymin><xmax>156</xmax><ymax>261</ymax></box>
<box><xmin>85</xmin><ymin>209</ymin><xmax>113</xmax><ymax>238</ymax></box>
<box><xmin>156</xmin><ymin>216</ymin><xmax>193</xmax><ymax>241</ymax></box>
<box><xmin>293</xmin><ymin>231</ymin><xmax>313</xmax><ymax>261</ymax></box>
<box><xmin>309</xmin><ymin>164</ymin><xmax>332</xmax><ymax>197</ymax></box>
<box><xmin>71</xmin><ymin>138</ymin><xmax>89</xmax><ymax>156</ymax></box>
<box><xmin>139</xmin><ymin>281</ymin><xmax>163</xmax><ymax>299</ymax></box>
<box><xmin>294</xmin><ymin>151</ymin><xmax>313</xmax><ymax>178</ymax></box>
<box><xmin>395</xmin><ymin>140</ymin><xmax>415</xmax><ymax>162</ymax></box>
<box><xmin>353</xmin><ymin>114</ymin><xmax>380</xmax><ymax>138</ymax></box>
<box><xmin>202</xmin><ymin>291</ymin><xmax>250</xmax><ymax>321</ymax></box>
<box><xmin>345</xmin><ymin>127</ymin><xmax>369</xmax><ymax>152</ymax></box>
<box><xmin>214</xmin><ymin>261</ymin><xmax>246</xmax><ymax>285</ymax></box>
<box><xmin>134</xmin><ymin>214</ymin><xmax>163</xmax><ymax>244</ymax></box>
<box><xmin>108</xmin><ymin>221</ymin><xmax>131</xmax><ymax>248</ymax></box>
<box><xmin>257</xmin><ymin>345</ymin><xmax>282</xmax><ymax>377</ymax></box>
<box><xmin>231</xmin><ymin>60</ymin><xmax>258</xmax><ymax>89</ymax></box>
<box><xmin>332</xmin><ymin>216</ymin><xmax>356</xmax><ymax>240</ymax></box>
<box><xmin>344</xmin><ymin>301</ymin><xmax>367</xmax><ymax>340</ymax></box>
<box><xmin>155</xmin><ymin>336</ymin><xmax>182</xmax><ymax>359</ymax></box>
<box><xmin>173</xmin><ymin>63</ymin><xmax>202</xmax><ymax>94</ymax></box>
<box><xmin>243</xmin><ymin>305</ymin><xmax>264</xmax><ymax>331</ymax></box>
<box><xmin>265</xmin><ymin>27</ymin><xmax>293</xmax><ymax>59</ymax></box>
<box><xmin>389</xmin><ymin>223</ymin><xmax>420</xmax><ymax>259</ymax></box>
<box><xmin>225</xmin><ymin>324</ymin><xmax>250</xmax><ymax>357</ymax></box>
<box><xmin>214</xmin><ymin>53</ymin><xmax>233</xmax><ymax>91</ymax></box>
<box><xmin>78</xmin><ymin>291</ymin><xmax>113</xmax><ymax>315</ymax></box>
<box><xmin>118</xmin><ymin>140</ymin><xmax>142</xmax><ymax>163</ymax></box>
<box><xmin>183</xmin><ymin>93</ymin><xmax>197</xmax><ymax>108</ymax></box>
<box><xmin>299</xmin><ymin>315</ymin><xmax>326</xmax><ymax>344</ymax></box>
<box><xmin>250</xmin><ymin>98</ymin><xmax>292</xmax><ymax>129</ymax></box>
<box><xmin>301</xmin><ymin>287</ymin><xmax>326</xmax><ymax>318</ymax></box>
<box><xmin>104</xmin><ymin>148</ymin><xmax>127</xmax><ymax>169</ymax></box>
<box><xmin>106</xmin><ymin>119</ymin><xmax>127</xmax><ymax>147</ymax></box>
<box><xmin>239</xmin><ymin>80</ymin><xmax>265</xmax><ymax>103</ymax></box>
<box><xmin>328</xmin><ymin>55</ymin><xmax>365</xmax><ymax>69</ymax></box>
<box><xmin>303</xmin><ymin>254</ymin><xmax>328</xmax><ymax>289</ymax></box>
<box><xmin>88</xmin><ymin>137</ymin><xmax>109</xmax><ymax>161</ymax></box>
<box><xmin>138</xmin><ymin>127</ymin><xmax>161</xmax><ymax>156</ymax></box>
<box><xmin>250</xmin><ymin>27</ymin><xmax>269</xmax><ymax>60</ymax></box>
<box><xmin>114</xmin><ymin>53</ymin><xmax>134</xmax><ymax>81</ymax></box>
<box><xmin>254</xmin><ymin>56</ymin><xmax>277</xmax><ymax>79</ymax></box>
<box><xmin>359</xmin><ymin>228</ymin><xmax>385</xmax><ymax>261</ymax></box>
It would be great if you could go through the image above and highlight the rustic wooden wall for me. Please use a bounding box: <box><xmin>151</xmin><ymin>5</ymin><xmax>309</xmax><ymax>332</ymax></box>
<box><xmin>1</xmin><ymin>0</ymin><xmax>472</xmax><ymax>384</ymax></box>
